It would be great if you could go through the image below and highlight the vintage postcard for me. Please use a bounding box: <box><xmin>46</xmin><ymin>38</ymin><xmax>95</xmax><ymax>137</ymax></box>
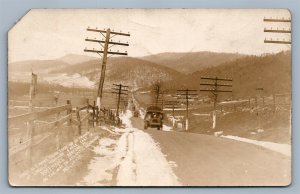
<box><xmin>8</xmin><ymin>9</ymin><xmax>291</xmax><ymax>186</ymax></box>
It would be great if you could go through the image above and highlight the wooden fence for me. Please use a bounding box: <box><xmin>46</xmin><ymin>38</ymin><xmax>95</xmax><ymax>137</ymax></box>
<box><xmin>8</xmin><ymin>98</ymin><xmax>99</xmax><ymax>168</ymax></box>
<box><xmin>8</xmin><ymin>95</ymin><xmax>126</xmax><ymax>165</ymax></box>
<box><xmin>218</xmin><ymin>93</ymin><xmax>291</xmax><ymax>113</ymax></box>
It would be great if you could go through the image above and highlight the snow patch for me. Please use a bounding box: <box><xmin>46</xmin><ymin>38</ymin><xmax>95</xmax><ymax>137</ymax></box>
<box><xmin>193</xmin><ymin>113</ymin><xmax>210</xmax><ymax>116</ymax></box>
<box><xmin>119</xmin><ymin>110</ymin><xmax>133</xmax><ymax>128</ymax></box>
<box><xmin>117</xmin><ymin>129</ymin><xmax>181</xmax><ymax>186</ymax></box>
<box><xmin>168</xmin><ymin>161</ymin><xmax>178</xmax><ymax>168</ymax></box>
<box><xmin>83</xmin><ymin>107</ymin><xmax>180</xmax><ymax>186</ymax></box>
<box><xmin>221</xmin><ymin>135</ymin><xmax>291</xmax><ymax>157</ymax></box>
<box><xmin>117</xmin><ymin>108</ymin><xmax>180</xmax><ymax>186</ymax></box>
<box><xmin>162</xmin><ymin>125</ymin><xmax>173</xmax><ymax>132</ymax></box>
<box><xmin>82</xmin><ymin>137</ymin><xmax>118</xmax><ymax>186</ymax></box>
<box><xmin>43</xmin><ymin>73</ymin><xmax>95</xmax><ymax>88</ymax></box>
<box><xmin>117</xmin><ymin>132</ymin><xmax>136</xmax><ymax>185</ymax></box>
<box><xmin>139</xmin><ymin>91</ymin><xmax>150</xmax><ymax>94</ymax></box>
<box><xmin>100</xmin><ymin>126</ymin><xmax>119</xmax><ymax>135</ymax></box>
<box><xmin>257</xmin><ymin>129</ymin><xmax>264</xmax><ymax>133</ymax></box>
<box><xmin>214</xmin><ymin>131</ymin><xmax>223</xmax><ymax>136</ymax></box>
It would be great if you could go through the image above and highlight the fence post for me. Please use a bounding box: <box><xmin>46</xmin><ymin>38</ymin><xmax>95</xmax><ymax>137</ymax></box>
<box><xmin>25</xmin><ymin>121</ymin><xmax>33</xmax><ymax>167</ymax></box>
<box><xmin>255</xmin><ymin>97</ymin><xmax>258</xmax><ymax>110</ymax></box>
<box><xmin>273</xmin><ymin>94</ymin><xmax>276</xmax><ymax>113</ymax></box>
<box><xmin>93</xmin><ymin>100</ymin><xmax>96</xmax><ymax>127</ymax></box>
<box><xmin>86</xmin><ymin>99</ymin><xmax>90</xmax><ymax>132</ymax></box>
<box><xmin>248</xmin><ymin>98</ymin><xmax>251</xmax><ymax>109</ymax></box>
<box><xmin>66</xmin><ymin>100</ymin><xmax>72</xmax><ymax>141</ymax></box>
<box><xmin>26</xmin><ymin>73</ymin><xmax>37</xmax><ymax>166</ymax></box>
<box><xmin>76</xmin><ymin>107</ymin><xmax>82</xmax><ymax>135</ymax></box>
<box><xmin>96</xmin><ymin>106</ymin><xmax>99</xmax><ymax>125</ymax></box>
<box><xmin>54</xmin><ymin>96</ymin><xmax>61</xmax><ymax>150</ymax></box>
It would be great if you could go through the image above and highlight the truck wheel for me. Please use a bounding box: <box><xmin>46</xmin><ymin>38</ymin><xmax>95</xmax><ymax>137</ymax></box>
<box><xmin>157</xmin><ymin>127</ymin><xmax>160</xmax><ymax>130</ymax></box>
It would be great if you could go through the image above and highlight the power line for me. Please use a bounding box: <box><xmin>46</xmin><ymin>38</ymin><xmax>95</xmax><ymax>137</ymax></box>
<box><xmin>200</xmin><ymin>76</ymin><xmax>233</xmax><ymax>129</ymax></box>
<box><xmin>263</xmin><ymin>17</ymin><xmax>291</xmax><ymax>22</ymax></box>
<box><xmin>176</xmin><ymin>89</ymin><xmax>197</xmax><ymax>130</ymax></box>
<box><xmin>164</xmin><ymin>100</ymin><xmax>180</xmax><ymax>118</ymax></box>
<box><xmin>111</xmin><ymin>83</ymin><xmax>129</xmax><ymax>117</ymax></box>
<box><xmin>84</xmin><ymin>27</ymin><xmax>130</xmax><ymax>112</ymax></box>
<box><xmin>263</xmin><ymin>17</ymin><xmax>291</xmax><ymax>45</ymax></box>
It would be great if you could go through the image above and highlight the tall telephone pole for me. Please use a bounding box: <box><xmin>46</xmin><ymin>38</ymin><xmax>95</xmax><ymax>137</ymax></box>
<box><xmin>177</xmin><ymin>89</ymin><xmax>197</xmax><ymax>130</ymax></box>
<box><xmin>263</xmin><ymin>17</ymin><xmax>291</xmax><ymax>44</ymax></box>
<box><xmin>200</xmin><ymin>76</ymin><xmax>233</xmax><ymax>129</ymax></box>
<box><xmin>84</xmin><ymin>27</ymin><xmax>130</xmax><ymax>111</ymax></box>
<box><xmin>111</xmin><ymin>84</ymin><xmax>129</xmax><ymax>117</ymax></box>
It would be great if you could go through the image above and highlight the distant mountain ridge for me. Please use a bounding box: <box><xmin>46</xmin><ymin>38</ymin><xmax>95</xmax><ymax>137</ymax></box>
<box><xmin>51</xmin><ymin>57</ymin><xmax>184</xmax><ymax>88</ymax></box>
<box><xmin>141</xmin><ymin>51</ymin><xmax>245</xmax><ymax>74</ymax></box>
<box><xmin>8</xmin><ymin>60</ymin><xmax>70</xmax><ymax>73</ymax></box>
<box><xmin>8</xmin><ymin>51</ymin><xmax>291</xmax><ymax>97</ymax></box>
<box><xmin>9</xmin><ymin>54</ymin><xmax>98</xmax><ymax>73</ymax></box>
<box><xmin>164</xmin><ymin>51</ymin><xmax>291</xmax><ymax>98</ymax></box>
<box><xmin>59</xmin><ymin>54</ymin><xmax>98</xmax><ymax>65</ymax></box>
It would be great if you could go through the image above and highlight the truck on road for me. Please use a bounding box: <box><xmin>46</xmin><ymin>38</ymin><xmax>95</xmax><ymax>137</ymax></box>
<box><xmin>144</xmin><ymin>106</ymin><xmax>164</xmax><ymax>130</ymax></box>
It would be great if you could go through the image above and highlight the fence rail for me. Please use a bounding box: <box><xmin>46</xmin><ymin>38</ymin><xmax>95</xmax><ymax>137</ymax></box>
<box><xmin>8</xmin><ymin>104</ymin><xmax>71</xmax><ymax>125</ymax></box>
<box><xmin>8</xmin><ymin>98</ymin><xmax>98</xmax><ymax>170</ymax></box>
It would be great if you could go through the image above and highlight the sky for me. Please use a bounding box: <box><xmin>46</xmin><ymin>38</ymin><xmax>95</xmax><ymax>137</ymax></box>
<box><xmin>8</xmin><ymin>9</ymin><xmax>291</xmax><ymax>62</ymax></box>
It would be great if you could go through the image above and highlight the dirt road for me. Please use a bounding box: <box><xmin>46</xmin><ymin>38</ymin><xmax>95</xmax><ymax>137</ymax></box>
<box><xmin>131</xmin><ymin>117</ymin><xmax>291</xmax><ymax>186</ymax></box>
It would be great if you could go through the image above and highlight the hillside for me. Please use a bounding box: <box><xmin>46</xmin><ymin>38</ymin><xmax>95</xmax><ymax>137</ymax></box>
<box><xmin>51</xmin><ymin>57</ymin><xmax>184</xmax><ymax>88</ymax></box>
<box><xmin>142</xmin><ymin>52</ymin><xmax>244</xmax><ymax>74</ymax></box>
<box><xmin>8</xmin><ymin>60</ymin><xmax>70</xmax><ymax>73</ymax></box>
<box><xmin>59</xmin><ymin>54</ymin><xmax>98</xmax><ymax>65</ymax></box>
<box><xmin>8</xmin><ymin>51</ymin><xmax>291</xmax><ymax>95</ymax></box>
<box><xmin>167</xmin><ymin>51</ymin><xmax>291</xmax><ymax>98</ymax></box>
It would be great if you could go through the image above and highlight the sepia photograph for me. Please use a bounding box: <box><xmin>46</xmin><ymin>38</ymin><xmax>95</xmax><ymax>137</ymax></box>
<box><xmin>8</xmin><ymin>9</ymin><xmax>291</xmax><ymax>186</ymax></box>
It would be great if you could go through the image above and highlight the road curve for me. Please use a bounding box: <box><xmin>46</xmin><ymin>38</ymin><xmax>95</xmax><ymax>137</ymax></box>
<box><xmin>131</xmin><ymin>117</ymin><xmax>291</xmax><ymax>186</ymax></box>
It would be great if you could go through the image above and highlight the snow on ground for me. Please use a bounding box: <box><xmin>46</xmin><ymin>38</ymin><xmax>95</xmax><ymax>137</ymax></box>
<box><xmin>193</xmin><ymin>113</ymin><xmax>210</xmax><ymax>116</ymax></box>
<box><xmin>42</xmin><ymin>73</ymin><xmax>95</xmax><ymax>88</ymax></box>
<box><xmin>81</xmin><ymin>137</ymin><xmax>119</xmax><ymax>186</ymax></box>
<box><xmin>127</xmin><ymin>129</ymin><xmax>180</xmax><ymax>186</ymax></box>
<box><xmin>214</xmin><ymin>131</ymin><xmax>223</xmax><ymax>136</ymax></box>
<box><xmin>139</xmin><ymin>108</ymin><xmax>145</xmax><ymax>119</ymax></box>
<box><xmin>117</xmin><ymin>110</ymin><xmax>180</xmax><ymax>186</ymax></box>
<box><xmin>162</xmin><ymin>125</ymin><xmax>173</xmax><ymax>132</ymax></box>
<box><xmin>100</xmin><ymin>126</ymin><xmax>119</xmax><ymax>135</ymax></box>
<box><xmin>221</xmin><ymin>135</ymin><xmax>291</xmax><ymax>157</ymax></box>
<box><xmin>257</xmin><ymin>129</ymin><xmax>264</xmax><ymax>133</ymax></box>
<box><xmin>82</xmin><ymin>109</ymin><xmax>180</xmax><ymax>186</ymax></box>
<box><xmin>119</xmin><ymin>110</ymin><xmax>133</xmax><ymax>128</ymax></box>
<box><xmin>139</xmin><ymin>91</ymin><xmax>150</xmax><ymax>94</ymax></box>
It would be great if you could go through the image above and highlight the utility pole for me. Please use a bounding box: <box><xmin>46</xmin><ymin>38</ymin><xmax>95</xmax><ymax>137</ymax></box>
<box><xmin>176</xmin><ymin>89</ymin><xmax>197</xmax><ymax>130</ymax></box>
<box><xmin>255</xmin><ymin>87</ymin><xmax>264</xmax><ymax>109</ymax></box>
<box><xmin>263</xmin><ymin>17</ymin><xmax>291</xmax><ymax>44</ymax></box>
<box><xmin>84</xmin><ymin>27</ymin><xmax>130</xmax><ymax>112</ymax></box>
<box><xmin>151</xmin><ymin>81</ymin><xmax>165</xmax><ymax>106</ymax></box>
<box><xmin>27</xmin><ymin>73</ymin><xmax>37</xmax><ymax>166</ymax></box>
<box><xmin>200</xmin><ymin>76</ymin><xmax>233</xmax><ymax>129</ymax></box>
<box><xmin>111</xmin><ymin>84</ymin><xmax>129</xmax><ymax>117</ymax></box>
<box><xmin>164</xmin><ymin>100</ymin><xmax>180</xmax><ymax>127</ymax></box>
<box><xmin>120</xmin><ymin>96</ymin><xmax>129</xmax><ymax>110</ymax></box>
<box><xmin>255</xmin><ymin>87</ymin><xmax>264</xmax><ymax>130</ymax></box>
<box><xmin>157</xmin><ymin>90</ymin><xmax>168</xmax><ymax>109</ymax></box>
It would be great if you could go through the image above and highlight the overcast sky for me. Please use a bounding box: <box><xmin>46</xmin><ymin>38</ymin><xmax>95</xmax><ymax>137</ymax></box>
<box><xmin>9</xmin><ymin>9</ymin><xmax>291</xmax><ymax>62</ymax></box>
